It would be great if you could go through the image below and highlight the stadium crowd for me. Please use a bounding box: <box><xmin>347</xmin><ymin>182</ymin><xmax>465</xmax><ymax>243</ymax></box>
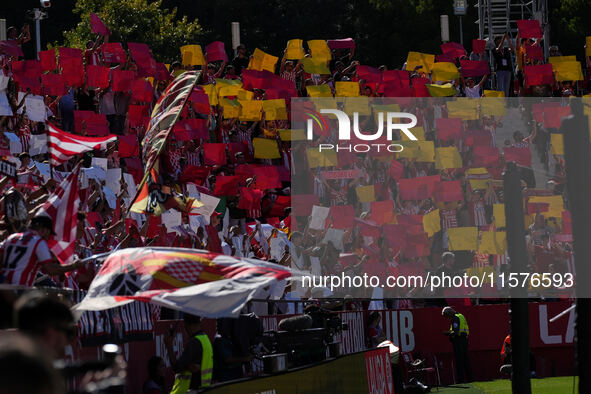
<box><xmin>0</xmin><ymin>17</ymin><xmax>589</xmax><ymax>307</ymax></box>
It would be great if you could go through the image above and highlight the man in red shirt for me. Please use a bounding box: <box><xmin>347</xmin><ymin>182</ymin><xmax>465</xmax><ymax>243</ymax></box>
<box><xmin>0</xmin><ymin>215</ymin><xmax>84</xmax><ymax>287</ymax></box>
<box><xmin>205</xmin><ymin>211</ymin><xmax>223</xmax><ymax>253</ymax></box>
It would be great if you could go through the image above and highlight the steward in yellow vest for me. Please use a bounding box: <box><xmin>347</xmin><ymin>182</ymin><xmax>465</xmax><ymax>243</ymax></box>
<box><xmin>442</xmin><ymin>306</ymin><xmax>473</xmax><ymax>383</ymax></box>
<box><xmin>165</xmin><ymin>314</ymin><xmax>213</xmax><ymax>394</ymax></box>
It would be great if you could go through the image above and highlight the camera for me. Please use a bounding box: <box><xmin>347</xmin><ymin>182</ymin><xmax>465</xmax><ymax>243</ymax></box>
<box><xmin>40</xmin><ymin>0</ymin><xmax>51</xmax><ymax>8</ymax></box>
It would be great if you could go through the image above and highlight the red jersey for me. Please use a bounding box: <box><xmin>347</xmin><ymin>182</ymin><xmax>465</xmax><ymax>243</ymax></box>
<box><xmin>205</xmin><ymin>225</ymin><xmax>222</xmax><ymax>253</ymax></box>
<box><xmin>0</xmin><ymin>230</ymin><xmax>53</xmax><ymax>286</ymax></box>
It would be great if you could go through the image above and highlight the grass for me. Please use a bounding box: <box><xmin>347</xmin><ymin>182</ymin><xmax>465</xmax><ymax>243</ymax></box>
<box><xmin>436</xmin><ymin>376</ymin><xmax>578</xmax><ymax>394</ymax></box>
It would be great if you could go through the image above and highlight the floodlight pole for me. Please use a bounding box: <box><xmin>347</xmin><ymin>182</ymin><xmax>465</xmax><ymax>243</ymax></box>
<box><xmin>563</xmin><ymin>99</ymin><xmax>591</xmax><ymax>394</ymax></box>
<box><xmin>503</xmin><ymin>162</ymin><xmax>531</xmax><ymax>394</ymax></box>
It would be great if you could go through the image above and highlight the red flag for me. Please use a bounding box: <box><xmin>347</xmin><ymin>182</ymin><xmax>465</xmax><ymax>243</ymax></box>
<box><xmin>213</xmin><ymin>176</ymin><xmax>241</xmax><ymax>196</ymax></box>
<box><xmin>355</xmin><ymin>218</ymin><xmax>381</xmax><ymax>238</ymax></box>
<box><xmin>41</xmin><ymin>73</ymin><xmax>66</xmax><ymax>96</ymax></box>
<box><xmin>238</xmin><ymin>187</ymin><xmax>263</xmax><ymax>210</ymax></box>
<box><xmin>517</xmin><ymin>19</ymin><xmax>542</xmax><ymax>39</ymax></box>
<box><xmin>270</xmin><ymin>195</ymin><xmax>291</xmax><ymax>218</ymax></box>
<box><xmin>47</xmin><ymin>123</ymin><xmax>116</xmax><ymax>166</ymax></box>
<box><xmin>524</xmin><ymin>64</ymin><xmax>554</xmax><ymax>87</ymax></box>
<box><xmin>179</xmin><ymin>166</ymin><xmax>210</xmax><ymax>184</ymax></box>
<box><xmin>327</xmin><ymin>38</ymin><xmax>355</xmax><ymax>49</ymax></box>
<box><xmin>128</xmin><ymin>104</ymin><xmax>149</xmax><ymax>127</ymax></box>
<box><xmin>398</xmin><ymin>175</ymin><xmax>440</xmax><ymax>200</ymax></box>
<box><xmin>562</xmin><ymin>211</ymin><xmax>572</xmax><ymax>234</ymax></box>
<box><xmin>329</xmin><ymin>205</ymin><xmax>355</xmax><ymax>229</ymax></box>
<box><xmin>397</xmin><ymin>214</ymin><xmax>423</xmax><ymax>226</ymax></box>
<box><xmin>38</xmin><ymin>49</ymin><xmax>57</xmax><ymax>71</ymax></box>
<box><xmin>154</xmin><ymin>63</ymin><xmax>171</xmax><ymax>81</ymax></box>
<box><xmin>436</xmin><ymin>118</ymin><xmax>463</xmax><ymax>141</ymax></box>
<box><xmin>357</xmin><ymin>65</ymin><xmax>382</xmax><ymax>83</ymax></box>
<box><xmin>90</xmin><ymin>13</ymin><xmax>110</xmax><ymax>36</ymax></box>
<box><xmin>464</xmin><ymin>129</ymin><xmax>492</xmax><ymax>147</ymax></box>
<box><xmin>370</xmin><ymin>200</ymin><xmax>394</xmax><ymax>225</ymax></box>
<box><xmin>58</xmin><ymin>47</ymin><xmax>82</xmax><ymax>61</ymax></box>
<box><xmin>60</xmin><ymin>57</ymin><xmax>84</xmax><ymax>87</ymax></box>
<box><xmin>38</xmin><ymin>165</ymin><xmax>81</xmax><ymax>264</ymax></box>
<box><xmin>389</xmin><ymin>160</ymin><xmax>405</xmax><ymax>181</ymax></box>
<box><xmin>112</xmin><ymin>70</ymin><xmax>134</xmax><ymax>92</ymax></box>
<box><xmin>190</xmin><ymin>91</ymin><xmax>211</xmax><ymax>114</ymax></box>
<box><xmin>434</xmin><ymin>180</ymin><xmax>464</xmax><ymax>202</ymax></box>
<box><xmin>292</xmin><ymin>194</ymin><xmax>319</xmax><ymax>217</ymax></box>
<box><xmin>11</xmin><ymin>60</ymin><xmax>42</xmax><ymax>93</ymax></box>
<box><xmin>118</xmin><ymin>135</ymin><xmax>139</xmax><ymax>158</ymax></box>
<box><xmin>86</xmin><ymin>65</ymin><xmax>110</xmax><ymax>89</ymax></box>
<box><xmin>504</xmin><ymin>146</ymin><xmax>531</xmax><ymax>167</ymax></box>
<box><xmin>459</xmin><ymin>59</ymin><xmax>490</xmax><ymax>77</ymax></box>
<box><xmin>382</xmin><ymin>224</ymin><xmax>407</xmax><ymax>248</ymax></box>
<box><xmin>241</xmin><ymin>69</ymin><xmax>276</xmax><ymax>90</ymax></box>
<box><xmin>544</xmin><ymin>106</ymin><xmax>571</xmax><ymax>129</ymax></box>
<box><xmin>205</xmin><ymin>41</ymin><xmax>228</xmax><ymax>63</ymax></box>
<box><xmin>174</xmin><ymin>118</ymin><xmax>209</xmax><ymax>140</ymax></box>
<box><xmin>472</xmin><ymin>39</ymin><xmax>486</xmax><ymax>55</ymax></box>
<box><xmin>441</xmin><ymin>42</ymin><xmax>466</xmax><ymax>58</ymax></box>
<box><xmin>74</xmin><ymin>111</ymin><xmax>110</xmax><ymax>136</ymax></box>
<box><xmin>131</xmin><ymin>79</ymin><xmax>153</xmax><ymax>102</ymax></box>
<box><xmin>203</xmin><ymin>143</ymin><xmax>227</xmax><ymax>165</ymax></box>
<box><xmin>435</xmin><ymin>53</ymin><xmax>456</xmax><ymax>64</ymax></box>
<box><xmin>473</xmin><ymin>146</ymin><xmax>500</xmax><ymax>167</ymax></box>
<box><xmin>527</xmin><ymin>202</ymin><xmax>549</xmax><ymax>214</ymax></box>
<box><xmin>525</xmin><ymin>44</ymin><xmax>543</xmax><ymax>61</ymax></box>
<box><xmin>102</xmin><ymin>42</ymin><xmax>127</xmax><ymax>64</ymax></box>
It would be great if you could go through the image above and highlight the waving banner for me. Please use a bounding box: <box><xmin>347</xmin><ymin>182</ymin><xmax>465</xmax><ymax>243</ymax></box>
<box><xmin>74</xmin><ymin>247</ymin><xmax>300</xmax><ymax>318</ymax></box>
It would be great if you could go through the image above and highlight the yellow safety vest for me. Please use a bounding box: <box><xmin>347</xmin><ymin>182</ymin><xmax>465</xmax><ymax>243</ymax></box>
<box><xmin>449</xmin><ymin>313</ymin><xmax>469</xmax><ymax>336</ymax></box>
<box><xmin>171</xmin><ymin>333</ymin><xmax>214</xmax><ymax>394</ymax></box>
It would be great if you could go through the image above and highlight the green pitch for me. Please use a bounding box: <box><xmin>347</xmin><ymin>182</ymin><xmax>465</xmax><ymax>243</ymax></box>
<box><xmin>436</xmin><ymin>376</ymin><xmax>577</xmax><ymax>393</ymax></box>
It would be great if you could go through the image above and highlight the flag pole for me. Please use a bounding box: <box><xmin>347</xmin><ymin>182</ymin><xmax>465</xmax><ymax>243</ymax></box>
<box><xmin>46</xmin><ymin>124</ymin><xmax>54</xmax><ymax>179</ymax></box>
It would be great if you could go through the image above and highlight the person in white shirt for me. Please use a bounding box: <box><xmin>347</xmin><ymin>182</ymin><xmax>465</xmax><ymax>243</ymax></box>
<box><xmin>462</xmin><ymin>75</ymin><xmax>487</xmax><ymax>98</ymax></box>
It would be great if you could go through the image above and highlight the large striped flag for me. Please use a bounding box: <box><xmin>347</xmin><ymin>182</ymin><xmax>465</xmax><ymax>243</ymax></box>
<box><xmin>47</xmin><ymin>123</ymin><xmax>117</xmax><ymax>166</ymax></box>
<box><xmin>37</xmin><ymin>164</ymin><xmax>81</xmax><ymax>264</ymax></box>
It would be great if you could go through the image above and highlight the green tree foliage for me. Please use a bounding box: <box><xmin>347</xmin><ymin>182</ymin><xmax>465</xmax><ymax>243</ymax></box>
<box><xmin>62</xmin><ymin>0</ymin><xmax>202</xmax><ymax>63</ymax></box>
<box><xmin>549</xmin><ymin>0</ymin><xmax>591</xmax><ymax>60</ymax></box>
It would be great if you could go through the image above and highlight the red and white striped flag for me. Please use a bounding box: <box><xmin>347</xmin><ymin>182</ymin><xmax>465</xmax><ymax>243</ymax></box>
<box><xmin>38</xmin><ymin>165</ymin><xmax>81</xmax><ymax>264</ymax></box>
<box><xmin>47</xmin><ymin>123</ymin><xmax>117</xmax><ymax>166</ymax></box>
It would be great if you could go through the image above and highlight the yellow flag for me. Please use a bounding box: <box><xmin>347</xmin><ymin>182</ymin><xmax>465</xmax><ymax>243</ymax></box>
<box><xmin>448</xmin><ymin>227</ymin><xmax>479</xmax><ymax>251</ymax></box>
<box><xmin>401</xmin><ymin>126</ymin><xmax>425</xmax><ymax>141</ymax></box>
<box><xmin>372</xmin><ymin>104</ymin><xmax>400</xmax><ymax>125</ymax></box>
<box><xmin>307</xmin><ymin>40</ymin><xmax>331</xmax><ymax>61</ymax></box>
<box><xmin>427</xmin><ymin>83</ymin><xmax>457</xmax><ymax>97</ymax></box>
<box><xmin>253</xmin><ymin>138</ymin><xmax>280</xmax><ymax>159</ymax></box>
<box><xmin>343</xmin><ymin>97</ymin><xmax>371</xmax><ymax>116</ymax></box>
<box><xmin>306</xmin><ymin>84</ymin><xmax>332</xmax><ymax>97</ymax></box>
<box><xmin>493</xmin><ymin>204</ymin><xmax>506</xmax><ymax>227</ymax></box>
<box><xmin>286</xmin><ymin>39</ymin><xmax>305</xmax><ymax>59</ymax></box>
<box><xmin>466</xmin><ymin>167</ymin><xmax>491</xmax><ymax>190</ymax></box>
<box><xmin>550</xmin><ymin>133</ymin><xmax>564</xmax><ymax>155</ymax></box>
<box><xmin>479</xmin><ymin>231</ymin><xmax>507</xmax><ymax>255</ymax></box>
<box><xmin>180</xmin><ymin>45</ymin><xmax>205</xmax><ymax>66</ymax></box>
<box><xmin>395</xmin><ymin>141</ymin><xmax>417</xmax><ymax>159</ymax></box>
<box><xmin>435</xmin><ymin>147</ymin><xmax>463</xmax><ymax>169</ymax></box>
<box><xmin>238</xmin><ymin>100</ymin><xmax>263</xmax><ymax>121</ymax></box>
<box><xmin>356</xmin><ymin>185</ymin><xmax>376</xmax><ymax>203</ymax></box>
<box><xmin>447</xmin><ymin>99</ymin><xmax>479</xmax><ymax>120</ymax></box>
<box><xmin>335</xmin><ymin>81</ymin><xmax>360</xmax><ymax>97</ymax></box>
<box><xmin>483</xmin><ymin>90</ymin><xmax>505</xmax><ymax>97</ymax></box>
<box><xmin>431</xmin><ymin>63</ymin><xmax>460</xmax><ymax>81</ymax></box>
<box><xmin>423</xmin><ymin>209</ymin><xmax>441</xmax><ymax>237</ymax></box>
<box><xmin>220</xmin><ymin>98</ymin><xmax>240</xmax><ymax>119</ymax></box>
<box><xmin>302</xmin><ymin>58</ymin><xmax>330</xmax><ymax>74</ymax></box>
<box><xmin>216</xmin><ymin>79</ymin><xmax>242</xmax><ymax>97</ymax></box>
<box><xmin>307</xmin><ymin>148</ymin><xmax>338</xmax><ymax>168</ymax></box>
<box><xmin>529</xmin><ymin>195</ymin><xmax>564</xmax><ymax>218</ymax></box>
<box><xmin>279</xmin><ymin>129</ymin><xmax>307</xmax><ymax>141</ymax></box>
<box><xmin>237</xmin><ymin>89</ymin><xmax>254</xmax><ymax>101</ymax></box>
<box><xmin>416</xmin><ymin>141</ymin><xmax>435</xmax><ymax>162</ymax></box>
<box><xmin>262</xmin><ymin>99</ymin><xmax>288</xmax><ymax>120</ymax></box>
<box><xmin>406</xmin><ymin>52</ymin><xmax>435</xmax><ymax>73</ymax></box>
<box><xmin>549</xmin><ymin>56</ymin><xmax>577</xmax><ymax>69</ymax></box>
<box><xmin>587</xmin><ymin>37</ymin><xmax>591</xmax><ymax>56</ymax></box>
<box><xmin>202</xmin><ymin>84</ymin><xmax>218</xmax><ymax>106</ymax></box>
<box><xmin>481</xmin><ymin>98</ymin><xmax>507</xmax><ymax>117</ymax></box>
<box><xmin>553</xmin><ymin>61</ymin><xmax>584</xmax><ymax>81</ymax></box>
<box><xmin>249</xmin><ymin>48</ymin><xmax>278</xmax><ymax>72</ymax></box>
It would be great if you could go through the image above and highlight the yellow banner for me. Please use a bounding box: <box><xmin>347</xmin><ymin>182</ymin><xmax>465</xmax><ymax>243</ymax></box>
<box><xmin>550</xmin><ymin>133</ymin><xmax>564</xmax><ymax>155</ymax></box>
<box><xmin>220</xmin><ymin>98</ymin><xmax>240</xmax><ymax>119</ymax></box>
<box><xmin>423</xmin><ymin>209</ymin><xmax>441</xmax><ymax>237</ymax></box>
<box><xmin>481</xmin><ymin>98</ymin><xmax>507</xmax><ymax>117</ymax></box>
<box><xmin>427</xmin><ymin>83</ymin><xmax>457</xmax><ymax>97</ymax></box>
<box><xmin>529</xmin><ymin>195</ymin><xmax>564</xmax><ymax>218</ymax></box>
<box><xmin>302</xmin><ymin>58</ymin><xmax>330</xmax><ymax>74</ymax></box>
<box><xmin>202</xmin><ymin>84</ymin><xmax>218</xmax><ymax>106</ymax></box>
<box><xmin>447</xmin><ymin>99</ymin><xmax>479</xmax><ymax>120</ymax></box>
<box><xmin>237</xmin><ymin>89</ymin><xmax>254</xmax><ymax>101</ymax></box>
<box><xmin>238</xmin><ymin>100</ymin><xmax>263</xmax><ymax>121</ymax></box>
<box><xmin>479</xmin><ymin>231</ymin><xmax>507</xmax><ymax>255</ymax></box>
<box><xmin>587</xmin><ymin>37</ymin><xmax>591</xmax><ymax>56</ymax></box>
<box><xmin>448</xmin><ymin>227</ymin><xmax>479</xmax><ymax>251</ymax></box>
<box><xmin>431</xmin><ymin>62</ymin><xmax>460</xmax><ymax>81</ymax></box>
<box><xmin>335</xmin><ymin>81</ymin><xmax>360</xmax><ymax>97</ymax></box>
<box><xmin>493</xmin><ymin>203</ymin><xmax>505</xmax><ymax>227</ymax></box>
<box><xmin>262</xmin><ymin>99</ymin><xmax>288</xmax><ymax>120</ymax></box>
<box><xmin>279</xmin><ymin>129</ymin><xmax>307</xmax><ymax>141</ymax></box>
<box><xmin>306</xmin><ymin>84</ymin><xmax>332</xmax><ymax>97</ymax></box>
<box><xmin>180</xmin><ymin>45</ymin><xmax>205</xmax><ymax>66</ymax></box>
<box><xmin>308</xmin><ymin>40</ymin><xmax>332</xmax><ymax>61</ymax></box>
<box><xmin>401</xmin><ymin>126</ymin><xmax>425</xmax><ymax>141</ymax></box>
<box><xmin>307</xmin><ymin>148</ymin><xmax>338</xmax><ymax>168</ymax></box>
<box><xmin>216</xmin><ymin>78</ymin><xmax>242</xmax><ymax>97</ymax></box>
<box><xmin>553</xmin><ymin>61</ymin><xmax>584</xmax><ymax>81</ymax></box>
<box><xmin>253</xmin><ymin>137</ymin><xmax>280</xmax><ymax>159</ymax></box>
<box><xmin>406</xmin><ymin>51</ymin><xmax>435</xmax><ymax>73</ymax></box>
<box><xmin>249</xmin><ymin>48</ymin><xmax>278</xmax><ymax>72</ymax></box>
<box><xmin>286</xmin><ymin>39</ymin><xmax>305</xmax><ymax>59</ymax></box>
<box><xmin>356</xmin><ymin>185</ymin><xmax>375</xmax><ymax>203</ymax></box>
<box><xmin>435</xmin><ymin>146</ymin><xmax>463</xmax><ymax>169</ymax></box>
<box><xmin>343</xmin><ymin>97</ymin><xmax>371</xmax><ymax>116</ymax></box>
<box><xmin>466</xmin><ymin>167</ymin><xmax>490</xmax><ymax>190</ymax></box>
<box><xmin>483</xmin><ymin>90</ymin><xmax>505</xmax><ymax>97</ymax></box>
